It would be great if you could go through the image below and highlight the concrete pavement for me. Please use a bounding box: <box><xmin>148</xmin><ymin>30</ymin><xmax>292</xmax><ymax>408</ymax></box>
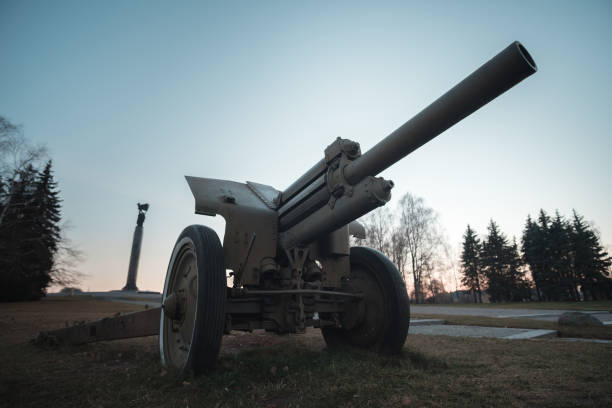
<box><xmin>409</xmin><ymin>323</ymin><xmax>556</xmax><ymax>339</ymax></box>
<box><xmin>409</xmin><ymin>305</ymin><xmax>612</xmax><ymax>342</ymax></box>
<box><xmin>411</xmin><ymin>305</ymin><xmax>612</xmax><ymax>325</ymax></box>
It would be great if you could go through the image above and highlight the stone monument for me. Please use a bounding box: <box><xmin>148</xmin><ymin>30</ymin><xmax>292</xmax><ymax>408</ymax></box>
<box><xmin>122</xmin><ymin>203</ymin><xmax>149</xmax><ymax>291</ymax></box>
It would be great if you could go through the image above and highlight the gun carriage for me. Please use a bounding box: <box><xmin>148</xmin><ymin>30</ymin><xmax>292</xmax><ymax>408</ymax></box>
<box><xmin>40</xmin><ymin>42</ymin><xmax>537</xmax><ymax>374</ymax></box>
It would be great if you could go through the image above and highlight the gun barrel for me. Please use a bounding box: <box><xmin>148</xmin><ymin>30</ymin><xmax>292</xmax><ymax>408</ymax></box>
<box><xmin>343</xmin><ymin>41</ymin><xmax>537</xmax><ymax>185</ymax></box>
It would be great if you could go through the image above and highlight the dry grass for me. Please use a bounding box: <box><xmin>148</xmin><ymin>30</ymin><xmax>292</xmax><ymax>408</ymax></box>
<box><xmin>1</xmin><ymin>297</ymin><xmax>611</xmax><ymax>407</ymax></box>
<box><xmin>0</xmin><ymin>297</ymin><xmax>145</xmax><ymax>346</ymax></box>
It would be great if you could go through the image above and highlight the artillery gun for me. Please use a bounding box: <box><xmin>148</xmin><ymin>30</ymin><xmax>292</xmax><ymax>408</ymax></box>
<box><xmin>40</xmin><ymin>41</ymin><xmax>537</xmax><ymax>374</ymax></box>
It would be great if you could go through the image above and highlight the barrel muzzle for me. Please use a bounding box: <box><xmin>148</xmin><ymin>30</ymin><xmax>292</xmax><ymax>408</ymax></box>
<box><xmin>343</xmin><ymin>41</ymin><xmax>538</xmax><ymax>185</ymax></box>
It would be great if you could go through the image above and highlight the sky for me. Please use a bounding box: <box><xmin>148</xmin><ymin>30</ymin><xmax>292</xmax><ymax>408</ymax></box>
<box><xmin>1</xmin><ymin>0</ymin><xmax>611</xmax><ymax>292</ymax></box>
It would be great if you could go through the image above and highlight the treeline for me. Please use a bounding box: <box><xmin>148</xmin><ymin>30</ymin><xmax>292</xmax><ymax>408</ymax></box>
<box><xmin>461</xmin><ymin>210</ymin><xmax>612</xmax><ymax>303</ymax></box>
<box><xmin>0</xmin><ymin>116</ymin><xmax>73</xmax><ymax>301</ymax></box>
<box><xmin>0</xmin><ymin>162</ymin><xmax>61</xmax><ymax>300</ymax></box>
<box><xmin>523</xmin><ymin>210</ymin><xmax>612</xmax><ymax>301</ymax></box>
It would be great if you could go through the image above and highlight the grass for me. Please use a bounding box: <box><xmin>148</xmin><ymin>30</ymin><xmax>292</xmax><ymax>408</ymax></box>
<box><xmin>412</xmin><ymin>313</ymin><xmax>612</xmax><ymax>340</ymax></box>
<box><xmin>1</xmin><ymin>298</ymin><xmax>612</xmax><ymax>407</ymax></box>
<box><xmin>2</xmin><ymin>335</ymin><xmax>612</xmax><ymax>407</ymax></box>
<box><xmin>414</xmin><ymin>300</ymin><xmax>612</xmax><ymax>311</ymax></box>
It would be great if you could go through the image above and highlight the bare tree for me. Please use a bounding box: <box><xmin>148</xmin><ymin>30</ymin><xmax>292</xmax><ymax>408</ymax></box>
<box><xmin>398</xmin><ymin>192</ymin><xmax>444</xmax><ymax>304</ymax></box>
<box><xmin>441</xmin><ymin>242</ymin><xmax>461</xmax><ymax>295</ymax></box>
<box><xmin>357</xmin><ymin>207</ymin><xmax>409</xmax><ymax>285</ymax></box>
<box><xmin>390</xmin><ymin>226</ymin><xmax>409</xmax><ymax>284</ymax></box>
<box><xmin>356</xmin><ymin>193</ymin><xmax>449</xmax><ymax>302</ymax></box>
<box><xmin>360</xmin><ymin>207</ymin><xmax>393</xmax><ymax>255</ymax></box>
<box><xmin>0</xmin><ymin>116</ymin><xmax>47</xmax><ymax>228</ymax></box>
<box><xmin>50</xmin><ymin>222</ymin><xmax>85</xmax><ymax>288</ymax></box>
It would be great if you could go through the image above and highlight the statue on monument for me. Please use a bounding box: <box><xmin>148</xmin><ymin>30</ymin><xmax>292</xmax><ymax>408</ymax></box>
<box><xmin>137</xmin><ymin>203</ymin><xmax>149</xmax><ymax>226</ymax></box>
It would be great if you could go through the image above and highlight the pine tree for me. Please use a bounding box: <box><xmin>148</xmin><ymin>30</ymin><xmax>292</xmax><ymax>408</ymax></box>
<box><xmin>548</xmin><ymin>212</ymin><xmax>576</xmax><ymax>300</ymax></box>
<box><xmin>535</xmin><ymin>210</ymin><xmax>560</xmax><ymax>300</ymax></box>
<box><xmin>0</xmin><ymin>161</ymin><xmax>62</xmax><ymax>301</ymax></box>
<box><xmin>481</xmin><ymin>220</ymin><xmax>508</xmax><ymax>302</ymax></box>
<box><xmin>481</xmin><ymin>221</ymin><xmax>530</xmax><ymax>302</ymax></box>
<box><xmin>31</xmin><ymin>161</ymin><xmax>62</xmax><ymax>296</ymax></box>
<box><xmin>460</xmin><ymin>225</ymin><xmax>482</xmax><ymax>302</ymax></box>
<box><xmin>35</xmin><ymin>161</ymin><xmax>61</xmax><ymax>257</ymax></box>
<box><xmin>570</xmin><ymin>210</ymin><xmax>612</xmax><ymax>300</ymax></box>
<box><xmin>0</xmin><ymin>117</ymin><xmax>69</xmax><ymax>301</ymax></box>
<box><xmin>523</xmin><ymin>209</ymin><xmax>612</xmax><ymax>301</ymax></box>
<box><xmin>505</xmin><ymin>238</ymin><xmax>530</xmax><ymax>301</ymax></box>
<box><xmin>0</xmin><ymin>165</ymin><xmax>39</xmax><ymax>300</ymax></box>
<box><xmin>522</xmin><ymin>215</ymin><xmax>543</xmax><ymax>300</ymax></box>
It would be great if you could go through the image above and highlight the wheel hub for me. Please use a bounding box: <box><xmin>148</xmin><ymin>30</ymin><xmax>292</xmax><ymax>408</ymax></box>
<box><xmin>162</xmin><ymin>293</ymin><xmax>185</xmax><ymax>321</ymax></box>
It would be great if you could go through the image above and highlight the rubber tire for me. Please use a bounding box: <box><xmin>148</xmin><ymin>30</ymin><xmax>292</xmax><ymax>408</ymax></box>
<box><xmin>159</xmin><ymin>225</ymin><xmax>226</xmax><ymax>375</ymax></box>
<box><xmin>322</xmin><ymin>247</ymin><xmax>410</xmax><ymax>355</ymax></box>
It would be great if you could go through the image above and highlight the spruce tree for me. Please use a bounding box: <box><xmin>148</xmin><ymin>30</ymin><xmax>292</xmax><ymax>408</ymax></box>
<box><xmin>0</xmin><ymin>161</ymin><xmax>62</xmax><ymax>301</ymax></box>
<box><xmin>31</xmin><ymin>161</ymin><xmax>61</xmax><ymax>296</ymax></box>
<box><xmin>0</xmin><ymin>165</ymin><xmax>39</xmax><ymax>300</ymax></box>
<box><xmin>460</xmin><ymin>225</ymin><xmax>482</xmax><ymax>302</ymax></box>
<box><xmin>0</xmin><ymin>117</ymin><xmax>67</xmax><ymax>301</ymax></box>
<box><xmin>523</xmin><ymin>209</ymin><xmax>612</xmax><ymax>301</ymax></box>
<box><xmin>570</xmin><ymin>210</ymin><xmax>612</xmax><ymax>300</ymax></box>
<box><xmin>505</xmin><ymin>238</ymin><xmax>530</xmax><ymax>301</ymax></box>
<box><xmin>522</xmin><ymin>215</ymin><xmax>543</xmax><ymax>300</ymax></box>
<box><xmin>548</xmin><ymin>212</ymin><xmax>575</xmax><ymax>300</ymax></box>
<box><xmin>35</xmin><ymin>161</ymin><xmax>61</xmax><ymax>258</ymax></box>
<box><xmin>481</xmin><ymin>221</ymin><xmax>531</xmax><ymax>302</ymax></box>
<box><xmin>481</xmin><ymin>220</ymin><xmax>508</xmax><ymax>302</ymax></box>
<box><xmin>535</xmin><ymin>210</ymin><xmax>559</xmax><ymax>300</ymax></box>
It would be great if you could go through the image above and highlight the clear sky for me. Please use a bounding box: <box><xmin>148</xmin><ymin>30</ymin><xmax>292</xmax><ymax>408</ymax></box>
<box><xmin>1</xmin><ymin>1</ymin><xmax>611</xmax><ymax>292</ymax></box>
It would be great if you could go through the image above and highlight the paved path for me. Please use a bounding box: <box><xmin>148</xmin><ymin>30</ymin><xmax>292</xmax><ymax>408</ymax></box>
<box><xmin>412</xmin><ymin>305</ymin><xmax>612</xmax><ymax>324</ymax></box>
<box><xmin>409</xmin><ymin>324</ymin><xmax>556</xmax><ymax>339</ymax></box>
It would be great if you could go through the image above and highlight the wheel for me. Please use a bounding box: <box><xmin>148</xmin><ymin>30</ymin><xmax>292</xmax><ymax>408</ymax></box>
<box><xmin>322</xmin><ymin>247</ymin><xmax>410</xmax><ymax>354</ymax></box>
<box><xmin>159</xmin><ymin>225</ymin><xmax>226</xmax><ymax>374</ymax></box>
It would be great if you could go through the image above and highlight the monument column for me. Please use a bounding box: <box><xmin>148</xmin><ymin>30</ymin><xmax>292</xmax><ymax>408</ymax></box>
<box><xmin>122</xmin><ymin>203</ymin><xmax>149</xmax><ymax>291</ymax></box>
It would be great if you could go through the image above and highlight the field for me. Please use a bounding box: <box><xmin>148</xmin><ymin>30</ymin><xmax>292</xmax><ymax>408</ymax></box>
<box><xmin>1</xmin><ymin>297</ymin><xmax>611</xmax><ymax>407</ymax></box>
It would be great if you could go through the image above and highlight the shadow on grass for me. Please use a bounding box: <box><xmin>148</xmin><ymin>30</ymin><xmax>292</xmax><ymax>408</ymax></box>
<box><xmin>189</xmin><ymin>345</ymin><xmax>451</xmax><ymax>406</ymax></box>
<box><xmin>395</xmin><ymin>348</ymin><xmax>449</xmax><ymax>371</ymax></box>
<box><xmin>202</xmin><ymin>346</ymin><xmax>443</xmax><ymax>388</ymax></box>
<box><xmin>8</xmin><ymin>339</ymin><xmax>451</xmax><ymax>407</ymax></box>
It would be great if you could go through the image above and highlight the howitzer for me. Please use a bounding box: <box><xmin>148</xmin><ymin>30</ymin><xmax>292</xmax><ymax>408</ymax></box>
<box><xmin>39</xmin><ymin>42</ymin><xmax>537</xmax><ymax>374</ymax></box>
